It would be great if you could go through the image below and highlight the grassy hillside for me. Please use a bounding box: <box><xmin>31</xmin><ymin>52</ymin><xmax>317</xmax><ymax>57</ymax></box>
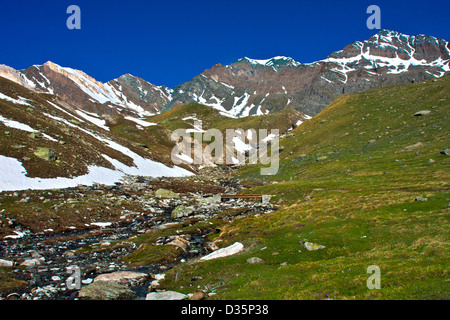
<box><xmin>160</xmin><ymin>76</ymin><xmax>450</xmax><ymax>299</ymax></box>
<box><xmin>140</xmin><ymin>102</ymin><xmax>306</xmax><ymax>168</ymax></box>
<box><xmin>146</xmin><ymin>102</ymin><xmax>306</xmax><ymax>133</ymax></box>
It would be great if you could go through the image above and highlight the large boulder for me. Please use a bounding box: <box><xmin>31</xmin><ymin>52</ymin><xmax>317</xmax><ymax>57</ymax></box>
<box><xmin>78</xmin><ymin>281</ymin><xmax>136</xmax><ymax>300</ymax></box>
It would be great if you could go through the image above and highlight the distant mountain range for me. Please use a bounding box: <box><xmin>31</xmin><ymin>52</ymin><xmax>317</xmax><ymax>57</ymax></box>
<box><xmin>1</xmin><ymin>29</ymin><xmax>449</xmax><ymax>119</ymax></box>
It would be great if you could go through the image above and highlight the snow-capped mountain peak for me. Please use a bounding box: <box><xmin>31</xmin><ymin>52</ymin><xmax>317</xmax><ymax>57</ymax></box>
<box><xmin>238</xmin><ymin>56</ymin><xmax>302</xmax><ymax>67</ymax></box>
<box><xmin>170</xmin><ymin>30</ymin><xmax>449</xmax><ymax>117</ymax></box>
<box><xmin>322</xmin><ymin>29</ymin><xmax>449</xmax><ymax>79</ymax></box>
<box><xmin>0</xmin><ymin>30</ymin><xmax>448</xmax><ymax>119</ymax></box>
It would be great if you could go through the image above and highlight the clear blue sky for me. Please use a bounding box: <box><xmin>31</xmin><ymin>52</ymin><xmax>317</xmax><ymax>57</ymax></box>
<box><xmin>0</xmin><ymin>0</ymin><xmax>449</xmax><ymax>88</ymax></box>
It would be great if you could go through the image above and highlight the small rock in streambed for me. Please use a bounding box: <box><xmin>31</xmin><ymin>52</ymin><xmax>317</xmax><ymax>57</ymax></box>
<box><xmin>20</xmin><ymin>257</ymin><xmax>44</xmax><ymax>267</ymax></box>
<box><xmin>155</xmin><ymin>188</ymin><xmax>180</xmax><ymax>199</ymax></box>
<box><xmin>171</xmin><ymin>205</ymin><xmax>193</xmax><ymax>218</ymax></box>
<box><xmin>190</xmin><ymin>290</ymin><xmax>207</xmax><ymax>300</ymax></box>
<box><xmin>0</xmin><ymin>259</ymin><xmax>14</xmax><ymax>267</ymax></box>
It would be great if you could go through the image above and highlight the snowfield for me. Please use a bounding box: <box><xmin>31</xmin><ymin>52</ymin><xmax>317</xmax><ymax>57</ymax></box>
<box><xmin>0</xmin><ymin>153</ymin><xmax>192</xmax><ymax>192</ymax></box>
<box><xmin>0</xmin><ymin>110</ymin><xmax>193</xmax><ymax>191</ymax></box>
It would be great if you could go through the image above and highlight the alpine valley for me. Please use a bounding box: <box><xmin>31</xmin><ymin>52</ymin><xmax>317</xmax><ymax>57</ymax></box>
<box><xmin>0</xmin><ymin>29</ymin><xmax>448</xmax><ymax>301</ymax></box>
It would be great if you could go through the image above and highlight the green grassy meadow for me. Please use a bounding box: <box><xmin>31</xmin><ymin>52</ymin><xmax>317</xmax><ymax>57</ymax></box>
<box><xmin>160</xmin><ymin>76</ymin><xmax>449</xmax><ymax>300</ymax></box>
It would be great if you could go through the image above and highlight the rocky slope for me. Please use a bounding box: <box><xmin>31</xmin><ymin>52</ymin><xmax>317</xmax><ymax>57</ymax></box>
<box><xmin>0</xmin><ymin>75</ymin><xmax>306</xmax><ymax>191</ymax></box>
<box><xmin>168</xmin><ymin>30</ymin><xmax>450</xmax><ymax>116</ymax></box>
<box><xmin>0</xmin><ymin>29</ymin><xmax>448</xmax><ymax>190</ymax></box>
<box><xmin>0</xmin><ymin>172</ymin><xmax>276</xmax><ymax>300</ymax></box>
<box><xmin>0</xmin><ymin>61</ymin><xmax>165</xmax><ymax>118</ymax></box>
<box><xmin>0</xmin><ymin>76</ymin><xmax>192</xmax><ymax>192</ymax></box>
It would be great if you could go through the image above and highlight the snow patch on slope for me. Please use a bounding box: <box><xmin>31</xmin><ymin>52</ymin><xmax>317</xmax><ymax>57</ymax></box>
<box><xmin>0</xmin><ymin>132</ymin><xmax>192</xmax><ymax>192</ymax></box>
<box><xmin>0</xmin><ymin>93</ymin><xmax>32</xmax><ymax>106</ymax></box>
<box><xmin>43</xmin><ymin>62</ymin><xmax>155</xmax><ymax>117</ymax></box>
<box><xmin>124</xmin><ymin>116</ymin><xmax>156</xmax><ymax>128</ymax></box>
<box><xmin>0</xmin><ymin>115</ymin><xmax>58</xmax><ymax>142</ymax></box>
<box><xmin>75</xmin><ymin>110</ymin><xmax>109</xmax><ymax>131</ymax></box>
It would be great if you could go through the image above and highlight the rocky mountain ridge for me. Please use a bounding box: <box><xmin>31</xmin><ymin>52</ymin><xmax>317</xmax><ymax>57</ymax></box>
<box><xmin>1</xmin><ymin>30</ymin><xmax>448</xmax><ymax>119</ymax></box>
<box><xmin>170</xmin><ymin>30</ymin><xmax>449</xmax><ymax>116</ymax></box>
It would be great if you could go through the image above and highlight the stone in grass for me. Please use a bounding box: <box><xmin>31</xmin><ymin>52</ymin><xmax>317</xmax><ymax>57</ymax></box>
<box><xmin>78</xmin><ymin>281</ymin><xmax>137</xmax><ymax>300</ymax></box>
<box><xmin>415</xmin><ymin>196</ymin><xmax>428</xmax><ymax>202</ymax></box>
<box><xmin>29</xmin><ymin>132</ymin><xmax>40</xmax><ymax>139</ymax></box>
<box><xmin>414</xmin><ymin>110</ymin><xmax>431</xmax><ymax>116</ymax></box>
<box><xmin>167</xmin><ymin>236</ymin><xmax>190</xmax><ymax>252</ymax></box>
<box><xmin>300</xmin><ymin>240</ymin><xmax>326</xmax><ymax>251</ymax></box>
<box><xmin>246</xmin><ymin>257</ymin><xmax>264</xmax><ymax>264</ymax></box>
<box><xmin>200</xmin><ymin>242</ymin><xmax>244</xmax><ymax>261</ymax></box>
<box><xmin>34</xmin><ymin>147</ymin><xmax>56</xmax><ymax>161</ymax></box>
<box><xmin>404</xmin><ymin>142</ymin><xmax>423</xmax><ymax>152</ymax></box>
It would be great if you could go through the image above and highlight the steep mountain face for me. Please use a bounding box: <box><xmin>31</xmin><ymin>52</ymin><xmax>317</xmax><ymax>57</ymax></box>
<box><xmin>0</xmin><ymin>76</ymin><xmax>192</xmax><ymax>192</ymax></box>
<box><xmin>106</xmin><ymin>74</ymin><xmax>173</xmax><ymax>116</ymax></box>
<box><xmin>0</xmin><ymin>61</ymin><xmax>164</xmax><ymax>118</ymax></box>
<box><xmin>168</xmin><ymin>30</ymin><xmax>450</xmax><ymax>117</ymax></box>
<box><xmin>0</xmin><ymin>74</ymin><xmax>307</xmax><ymax>191</ymax></box>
